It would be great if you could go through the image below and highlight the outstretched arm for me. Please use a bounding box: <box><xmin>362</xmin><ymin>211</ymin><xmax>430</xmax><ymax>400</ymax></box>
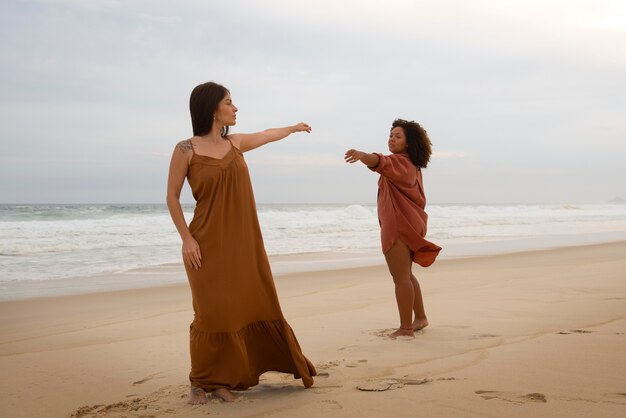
<box><xmin>347</xmin><ymin>151</ymin><xmax>416</xmax><ymax>185</ymax></box>
<box><xmin>230</xmin><ymin>122</ymin><xmax>312</xmax><ymax>152</ymax></box>
<box><xmin>344</xmin><ymin>149</ymin><xmax>380</xmax><ymax>168</ymax></box>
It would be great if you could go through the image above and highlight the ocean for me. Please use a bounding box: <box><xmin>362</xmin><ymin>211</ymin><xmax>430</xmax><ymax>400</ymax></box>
<box><xmin>1</xmin><ymin>203</ymin><xmax>626</xmax><ymax>299</ymax></box>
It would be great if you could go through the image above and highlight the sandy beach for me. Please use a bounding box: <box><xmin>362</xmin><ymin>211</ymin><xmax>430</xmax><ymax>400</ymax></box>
<box><xmin>1</xmin><ymin>241</ymin><xmax>625</xmax><ymax>417</ymax></box>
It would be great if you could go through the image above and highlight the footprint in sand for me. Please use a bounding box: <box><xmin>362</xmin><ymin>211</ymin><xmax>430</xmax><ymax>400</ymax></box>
<box><xmin>369</xmin><ymin>328</ymin><xmax>396</xmax><ymax>337</ymax></box>
<box><xmin>469</xmin><ymin>333</ymin><xmax>500</xmax><ymax>339</ymax></box>
<box><xmin>557</xmin><ymin>329</ymin><xmax>593</xmax><ymax>335</ymax></box>
<box><xmin>70</xmin><ymin>385</ymin><xmax>186</xmax><ymax>418</ymax></box>
<box><xmin>357</xmin><ymin>378</ymin><xmax>430</xmax><ymax>392</ymax></box>
<box><xmin>321</xmin><ymin>399</ymin><xmax>343</xmax><ymax>410</ymax></box>
<box><xmin>338</xmin><ymin>344</ymin><xmax>359</xmax><ymax>351</ymax></box>
<box><xmin>312</xmin><ymin>384</ymin><xmax>345</xmax><ymax>395</ymax></box>
<box><xmin>356</xmin><ymin>377</ymin><xmax>456</xmax><ymax>392</ymax></box>
<box><xmin>317</xmin><ymin>360</ymin><xmax>342</xmax><ymax>370</ymax></box>
<box><xmin>368</xmin><ymin>328</ymin><xmax>424</xmax><ymax>338</ymax></box>
<box><xmin>344</xmin><ymin>359</ymin><xmax>368</xmax><ymax>368</ymax></box>
<box><xmin>311</xmin><ymin>363</ymin><xmax>344</xmax><ymax>393</ymax></box>
<box><xmin>132</xmin><ymin>373</ymin><xmax>163</xmax><ymax>386</ymax></box>
<box><xmin>475</xmin><ymin>390</ymin><xmax>547</xmax><ymax>404</ymax></box>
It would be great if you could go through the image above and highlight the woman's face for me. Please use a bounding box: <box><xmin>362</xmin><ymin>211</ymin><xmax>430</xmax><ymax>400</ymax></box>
<box><xmin>388</xmin><ymin>126</ymin><xmax>407</xmax><ymax>154</ymax></box>
<box><xmin>214</xmin><ymin>93</ymin><xmax>238</xmax><ymax>126</ymax></box>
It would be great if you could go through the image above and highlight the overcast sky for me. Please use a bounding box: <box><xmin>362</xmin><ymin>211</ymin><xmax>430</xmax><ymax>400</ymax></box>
<box><xmin>1</xmin><ymin>0</ymin><xmax>625</xmax><ymax>204</ymax></box>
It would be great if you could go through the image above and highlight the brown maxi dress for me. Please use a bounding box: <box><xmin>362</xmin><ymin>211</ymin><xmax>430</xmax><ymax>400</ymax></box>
<box><xmin>184</xmin><ymin>138</ymin><xmax>316</xmax><ymax>391</ymax></box>
<box><xmin>370</xmin><ymin>153</ymin><xmax>441</xmax><ymax>267</ymax></box>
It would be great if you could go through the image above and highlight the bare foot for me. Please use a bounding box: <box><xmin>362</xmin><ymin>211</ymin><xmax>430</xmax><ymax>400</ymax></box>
<box><xmin>213</xmin><ymin>387</ymin><xmax>237</xmax><ymax>402</ymax></box>
<box><xmin>188</xmin><ymin>386</ymin><xmax>207</xmax><ymax>405</ymax></box>
<box><xmin>412</xmin><ymin>318</ymin><xmax>429</xmax><ymax>331</ymax></box>
<box><xmin>389</xmin><ymin>327</ymin><xmax>415</xmax><ymax>339</ymax></box>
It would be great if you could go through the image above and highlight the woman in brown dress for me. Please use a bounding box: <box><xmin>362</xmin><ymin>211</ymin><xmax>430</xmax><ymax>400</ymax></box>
<box><xmin>166</xmin><ymin>81</ymin><xmax>316</xmax><ymax>404</ymax></box>
<box><xmin>344</xmin><ymin>119</ymin><xmax>441</xmax><ymax>339</ymax></box>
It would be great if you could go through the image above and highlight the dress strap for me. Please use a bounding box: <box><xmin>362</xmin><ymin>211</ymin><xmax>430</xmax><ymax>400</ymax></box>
<box><xmin>188</xmin><ymin>138</ymin><xmax>196</xmax><ymax>155</ymax></box>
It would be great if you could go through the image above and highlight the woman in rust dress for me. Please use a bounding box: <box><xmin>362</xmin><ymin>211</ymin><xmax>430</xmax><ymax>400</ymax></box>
<box><xmin>167</xmin><ymin>81</ymin><xmax>316</xmax><ymax>404</ymax></box>
<box><xmin>344</xmin><ymin>119</ymin><xmax>441</xmax><ymax>339</ymax></box>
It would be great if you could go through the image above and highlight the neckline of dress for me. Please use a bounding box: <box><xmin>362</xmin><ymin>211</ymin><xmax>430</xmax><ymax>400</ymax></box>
<box><xmin>190</xmin><ymin>138</ymin><xmax>235</xmax><ymax>161</ymax></box>
<box><xmin>192</xmin><ymin>145</ymin><xmax>235</xmax><ymax>161</ymax></box>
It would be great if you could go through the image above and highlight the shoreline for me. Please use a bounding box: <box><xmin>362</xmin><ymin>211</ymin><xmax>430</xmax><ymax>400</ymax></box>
<box><xmin>1</xmin><ymin>240</ymin><xmax>624</xmax><ymax>417</ymax></box>
<box><xmin>2</xmin><ymin>233</ymin><xmax>626</xmax><ymax>302</ymax></box>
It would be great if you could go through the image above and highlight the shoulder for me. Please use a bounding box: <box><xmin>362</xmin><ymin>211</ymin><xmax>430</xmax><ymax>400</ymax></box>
<box><xmin>390</xmin><ymin>153</ymin><xmax>415</xmax><ymax>167</ymax></box>
<box><xmin>374</xmin><ymin>153</ymin><xmax>417</xmax><ymax>181</ymax></box>
<box><xmin>226</xmin><ymin>134</ymin><xmax>243</xmax><ymax>149</ymax></box>
<box><xmin>380</xmin><ymin>152</ymin><xmax>412</xmax><ymax>166</ymax></box>
<box><xmin>388</xmin><ymin>153</ymin><xmax>410</xmax><ymax>161</ymax></box>
<box><xmin>171</xmin><ymin>139</ymin><xmax>194</xmax><ymax>166</ymax></box>
<box><xmin>174</xmin><ymin>138</ymin><xmax>194</xmax><ymax>154</ymax></box>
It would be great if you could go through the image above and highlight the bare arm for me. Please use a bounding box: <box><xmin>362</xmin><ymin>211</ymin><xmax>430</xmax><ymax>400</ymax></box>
<box><xmin>229</xmin><ymin>122</ymin><xmax>312</xmax><ymax>152</ymax></box>
<box><xmin>166</xmin><ymin>141</ymin><xmax>201</xmax><ymax>270</ymax></box>
<box><xmin>344</xmin><ymin>149</ymin><xmax>380</xmax><ymax>168</ymax></box>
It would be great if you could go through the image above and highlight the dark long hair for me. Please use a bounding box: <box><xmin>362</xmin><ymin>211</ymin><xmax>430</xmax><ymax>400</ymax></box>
<box><xmin>189</xmin><ymin>81</ymin><xmax>230</xmax><ymax>137</ymax></box>
<box><xmin>392</xmin><ymin>118</ymin><xmax>432</xmax><ymax>168</ymax></box>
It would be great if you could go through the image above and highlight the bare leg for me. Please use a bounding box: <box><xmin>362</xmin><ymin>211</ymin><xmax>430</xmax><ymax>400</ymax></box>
<box><xmin>384</xmin><ymin>240</ymin><xmax>415</xmax><ymax>339</ymax></box>
<box><xmin>410</xmin><ymin>273</ymin><xmax>429</xmax><ymax>331</ymax></box>
<box><xmin>189</xmin><ymin>386</ymin><xmax>208</xmax><ymax>405</ymax></box>
<box><xmin>213</xmin><ymin>387</ymin><xmax>237</xmax><ymax>402</ymax></box>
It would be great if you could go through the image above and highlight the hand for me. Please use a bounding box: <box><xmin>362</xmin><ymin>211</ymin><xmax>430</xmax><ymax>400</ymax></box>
<box><xmin>344</xmin><ymin>149</ymin><xmax>365</xmax><ymax>164</ymax></box>
<box><xmin>293</xmin><ymin>122</ymin><xmax>312</xmax><ymax>133</ymax></box>
<box><xmin>182</xmin><ymin>236</ymin><xmax>202</xmax><ymax>270</ymax></box>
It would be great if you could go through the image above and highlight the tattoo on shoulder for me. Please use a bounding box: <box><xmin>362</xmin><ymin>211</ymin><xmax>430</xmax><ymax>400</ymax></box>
<box><xmin>176</xmin><ymin>140</ymin><xmax>193</xmax><ymax>154</ymax></box>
